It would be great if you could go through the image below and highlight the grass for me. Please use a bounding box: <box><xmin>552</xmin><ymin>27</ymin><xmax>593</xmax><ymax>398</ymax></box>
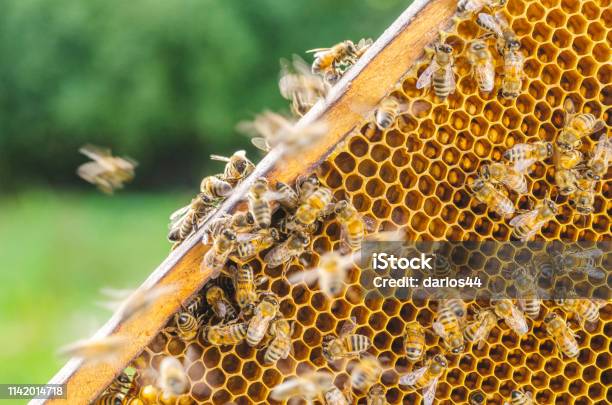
<box><xmin>0</xmin><ymin>189</ymin><xmax>190</xmax><ymax>387</ymax></box>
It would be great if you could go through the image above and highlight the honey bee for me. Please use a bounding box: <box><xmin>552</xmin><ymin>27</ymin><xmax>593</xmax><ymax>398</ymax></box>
<box><xmin>416</xmin><ymin>34</ymin><xmax>456</xmax><ymax>100</ymax></box>
<box><xmin>264</xmin><ymin>231</ymin><xmax>310</xmax><ymax>268</ymax></box>
<box><xmin>335</xmin><ymin>200</ymin><xmax>375</xmax><ymax>250</ymax></box>
<box><xmin>470</xmin><ymin>177</ymin><xmax>515</xmax><ymax>218</ymax></box>
<box><xmin>557</xmin><ymin>98</ymin><xmax>605</xmax><ymax>152</ymax></box>
<box><xmin>168</xmin><ymin>310</ymin><xmax>203</xmax><ymax>341</ymax></box>
<box><xmin>108</xmin><ymin>371</ymin><xmax>135</xmax><ymax>394</ymax></box>
<box><xmin>554</xmin><ymin>168</ymin><xmax>579</xmax><ymax>196</ymax></box>
<box><xmin>513</xmin><ymin>267</ymin><xmax>542</xmax><ymax>319</ymax></box>
<box><xmin>350</xmin><ymin>355</ymin><xmax>383</xmax><ymax>392</ymax></box>
<box><xmin>492</xmin><ymin>298</ymin><xmax>529</xmax><ymax>336</ymax></box>
<box><xmin>503</xmin><ymin>388</ymin><xmax>534</xmax><ymax>405</ymax></box>
<box><xmin>509</xmin><ymin>196</ymin><xmax>557</xmax><ymax>241</ymax></box>
<box><xmin>433</xmin><ymin>304</ymin><xmax>465</xmax><ymax>353</ymax></box>
<box><xmin>277</xmin><ymin>216</ymin><xmax>320</xmax><ymax>235</ymax></box>
<box><xmin>434</xmin><ymin>287</ymin><xmax>467</xmax><ymax>320</ymax></box>
<box><xmin>403</xmin><ymin>321</ymin><xmax>426</xmax><ymax>362</ymax></box>
<box><xmin>274</xmin><ymin>181</ymin><xmax>299</xmax><ymax>210</ymax></box>
<box><xmin>324</xmin><ymin>383</ymin><xmax>353</xmax><ymax>405</ymax></box>
<box><xmin>202</xmin><ymin>322</ymin><xmax>248</xmax><ymax>346</ymax></box>
<box><xmin>279</xmin><ymin>55</ymin><xmax>329</xmax><ymax>117</ymax></box>
<box><xmin>500</xmin><ymin>46</ymin><xmax>525</xmax><ymax>99</ymax></box>
<box><xmin>367</xmin><ymin>383</ymin><xmax>387</xmax><ymax>405</ymax></box>
<box><xmin>477</xmin><ymin>12</ymin><xmax>520</xmax><ymax>56</ymax></box>
<box><xmin>480</xmin><ymin>162</ymin><xmax>528</xmax><ymax>194</ymax></box>
<box><xmin>557</xmin><ymin>294</ymin><xmax>603</xmax><ymax>329</ymax></box>
<box><xmin>158</xmin><ymin>356</ymin><xmax>189</xmax><ymax>396</ymax></box>
<box><xmin>503</xmin><ymin>141</ymin><xmax>553</xmax><ymax>172</ymax></box>
<box><xmin>77</xmin><ymin>144</ymin><xmax>137</xmax><ymax>194</ymax></box>
<box><xmin>202</xmin><ymin>229</ymin><xmax>237</xmax><ymax>274</ymax></box>
<box><xmin>248</xmin><ymin>178</ymin><xmax>272</xmax><ymax>228</ymax></box>
<box><xmin>247</xmin><ymin>293</ymin><xmax>279</xmax><ymax>346</ymax></box>
<box><xmin>307</xmin><ymin>40</ymin><xmax>359</xmax><ymax>80</ymax></box>
<box><xmin>296</xmin><ymin>174</ymin><xmax>321</xmax><ymax>202</ymax></box>
<box><xmin>468</xmin><ymin>390</ymin><xmax>487</xmax><ymax>405</ymax></box>
<box><xmin>270</xmin><ymin>371</ymin><xmax>334</xmax><ymax>402</ymax></box>
<box><xmin>544</xmin><ymin>313</ymin><xmax>579</xmax><ymax>358</ymax></box>
<box><xmin>586</xmin><ymin>133</ymin><xmax>612</xmax><ymax>180</ymax></box>
<box><xmin>233</xmin><ymin>228</ymin><xmax>279</xmax><ymax>261</ymax></box>
<box><xmin>322</xmin><ymin>317</ymin><xmax>372</xmax><ymax>362</ymax></box>
<box><xmin>99</xmin><ymin>284</ymin><xmax>178</xmax><ymax>324</ymax></box>
<box><xmin>467</xmin><ymin>40</ymin><xmax>495</xmax><ymax>93</ymax></box>
<box><xmin>457</xmin><ymin>0</ymin><xmax>507</xmax><ymax>15</ymax></box>
<box><xmin>553</xmin><ymin>247</ymin><xmax>605</xmax><ymax>280</ymax></box>
<box><xmin>264</xmin><ymin>318</ymin><xmax>294</xmax><ymax>364</ymax></box>
<box><xmin>571</xmin><ymin>176</ymin><xmax>597</xmax><ymax>215</ymax></box>
<box><xmin>200</xmin><ymin>175</ymin><xmax>232</xmax><ymax>199</ymax></box>
<box><xmin>463</xmin><ymin>309</ymin><xmax>498</xmax><ymax>349</ymax></box>
<box><xmin>289</xmin><ymin>251</ymin><xmax>355</xmax><ymax>298</ymax></box>
<box><xmin>295</xmin><ymin>185</ymin><xmax>334</xmax><ymax>225</ymax></box>
<box><xmin>58</xmin><ymin>335</ymin><xmax>127</xmax><ymax>364</ymax></box>
<box><xmin>94</xmin><ymin>392</ymin><xmax>125</xmax><ymax>405</ymax></box>
<box><xmin>202</xmin><ymin>212</ymin><xmax>256</xmax><ymax>245</ymax></box>
<box><xmin>373</xmin><ymin>95</ymin><xmax>408</xmax><ymax>130</ymax></box>
<box><xmin>168</xmin><ymin>194</ymin><xmax>217</xmax><ymax>243</ymax></box>
<box><xmin>210</xmin><ymin>150</ymin><xmax>255</xmax><ymax>186</ymax></box>
<box><xmin>233</xmin><ymin>263</ymin><xmax>267</xmax><ymax>310</ymax></box>
<box><xmin>399</xmin><ymin>354</ymin><xmax>448</xmax><ymax>405</ymax></box>
<box><xmin>205</xmin><ymin>285</ymin><xmax>237</xmax><ymax>321</ymax></box>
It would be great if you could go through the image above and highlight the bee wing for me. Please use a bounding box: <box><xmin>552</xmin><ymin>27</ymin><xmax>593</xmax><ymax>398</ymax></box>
<box><xmin>445</xmin><ymin>64</ymin><xmax>456</xmax><ymax>93</ymax></box>
<box><xmin>477</xmin><ymin>13</ymin><xmax>503</xmax><ymax>36</ymax></box>
<box><xmin>590</xmin><ymin>119</ymin><xmax>605</xmax><ymax>134</ymax></box>
<box><xmin>306</xmin><ymin>47</ymin><xmax>331</xmax><ymax>55</ymax></box>
<box><xmin>568</xmin><ymin>248</ymin><xmax>603</xmax><ymax>259</ymax></box>
<box><xmin>422</xmin><ymin>377</ymin><xmax>440</xmax><ymax>405</ymax></box>
<box><xmin>506</xmin><ymin>305</ymin><xmax>528</xmax><ymax>334</ymax></box>
<box><xmin>432</xmin><ymin>321</ymin><xmax>447</xmax><ymax>339</ymax></box>
<box><xmin>416</xmin><ymin>62</ymin><xmax>437</xmax><ymax>89</ymax></box>
<box><xmin>594</xmin><ymin>134</ymin><xmax>612</xmax><ymax>158</ymax></box>
<box><xmin>251</xmin><ymin>137</ymin><xmax>271</xmax><ymax>152</ymax></box>
<box><xmin>339</xmin><ymin>317</ymin><xmax>357</xmax><ymax>337</ymax></box>
<box><xmin>168</xmin><ymin>204</ymin><xmax>191</xmax><ymax>228</ymax></box>
<box><xmin>475</xmin><ymin>61</ymin><xmax>495</xmax><ymax>92</ymax></box>
<box><xmin>77</xmin><ymin>162</ymin><xmax>106</xmax><ymax>183</ymax></box>
<box><xmin>210</xmin><ymin>154</ymin><xmax>231</xmax><ymax>163</ymax></box>
<box><xmin>398</xmin><ymin>365</ymin><xmax>428</xmax><ymax>386</ymax></box>
<box><xmin>287</xmin><ymin>268</ymin><xmax>320</xmax><ymax>286</ymax></box>
<box><xmin>576</xmin><ymin>265</ymin><xmax>606</xmax><ymax>280</ymax></box>
<box><xmin>509</xmin><ymin>209</ymin><xmax>538</xmax><ymax>228</ymax></box>
<box><xmin>512</xmin><ymin>157</ymin><xmax>537</xmax><ymax>173</ymax></box>
<box><xmin>236</xmin><ymin>232</ymin><xmax>259</xmax><ymax>242</ymax></box>
<box><xmin>563</xmin><ymin>98</ymin><xmax>577</xmax><ymax>126</ymax></box>
<box><xmin>79</xmin><ymin>144</ymin><xmax>112</xmax><ymax>161</ymax></box>
<box><xmin>292</xmin><ymin>54</ymin><xmax>313</xmax><ymax>75</ymax></box>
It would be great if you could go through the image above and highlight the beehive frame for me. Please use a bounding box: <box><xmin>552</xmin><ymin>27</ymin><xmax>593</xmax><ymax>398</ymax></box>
<box><xmin>39</xmin><ymin>0</ymin><xmax>610</xmax><ymax>403</ymax></box>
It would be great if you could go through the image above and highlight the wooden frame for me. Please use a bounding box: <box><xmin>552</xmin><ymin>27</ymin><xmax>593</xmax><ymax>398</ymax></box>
<box><xmin>37</xmin><ymin>0</ymin><xmax>456</xmax><ymax>403</ymax></box>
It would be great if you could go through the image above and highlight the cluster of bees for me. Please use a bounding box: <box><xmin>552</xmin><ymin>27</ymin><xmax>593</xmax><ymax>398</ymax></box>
<box><xmin>471</xmin><ymin>97</ymin><xmax>608</xmax><ymax>241</ymax></box>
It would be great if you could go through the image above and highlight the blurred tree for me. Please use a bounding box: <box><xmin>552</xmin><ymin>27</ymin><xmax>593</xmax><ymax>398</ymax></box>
<box><xmin>0</xmin><ymin>0</ymin><xmax>408</xmax><ymax>190</ymax></box>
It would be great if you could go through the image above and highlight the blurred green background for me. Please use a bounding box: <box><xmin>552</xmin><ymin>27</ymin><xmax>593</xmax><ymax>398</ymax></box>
<box><xmin>0</xmin><ymin>0</ymin><xmax>408</xmax><ymax>388</ymax></box>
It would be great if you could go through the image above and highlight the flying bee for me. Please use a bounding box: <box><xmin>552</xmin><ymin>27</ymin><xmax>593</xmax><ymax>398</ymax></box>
<box><xmin>416</xmin><ymin>34</ymin><xmax>456</xmax><ymax>100</ymax></box>
<box><xmin>279</xmin><ymin>55</ymin><xmax>329</xmax><ymax>117</ymax></box>
<box><xmin>434</xmin><ymin>288</ymin><xmax>467</xmax><ymax>320</ymax></box>
<box><xmin>433</xmin><ymin>304</ymin><xmax>465</xmax><ymax>353</ymax></box>
<box><xmin>403</xmin><ymin>321</ymin><xmax>426</xmax><ymax>362</ymax></box>
<box><xmin>289</xmin><ymin>251</ymin><xmax>356</xmax><ymax>299</ymax></box>
<box><xmin>373</xmin><ymin>95</ymin><xmax>408</xmax><ymax>130</ymax></box>
<box><xmin>350</xmin><ymin>355</ymin><xmax>383</xmax><ymax>392</ymax></box>
<box><xmin>248</xmin><ymin>177</ymin><xmax>274</xmax><ymax>228</ymax></box>
<box><xmin>492</xmin><ymin>298</ymin><xmax>529</xmax><ymax>336</ymax></box>
<box><xmin>586</xmin><ymin>133</ymin><xmax>612</xmax><ymax>180</ymax></box>
<box><xmin>503</xmin><ymin>141</ymin><xmax>553</xmax><ymax>172</ymax></box>
<box><xmin>77</xmin><ymin>144</ymin><xmax>137</xmax><ymax>194</ymax></box>
<box><xmin>295</xmin><ymin>185</ymin><xmax>334</xmax><ymax>225</ymax></box>
<box><xmin>470</xmin><ymin>177</ymin><xmax>515</xmax><ymax>218</ymax></box>
<box><xmin>210</xmin><ymin>150</ymin><xmax>255</xmax><ymax>186</ymax></box>
<box><xmin>168</xmin><ymin>194</ymin><xmax>217</xmax><ymax>243</ymax></box>
<box><xmin>264</xmin><ymin>318</ymin><xmax>294</xmax><ymax>364</ymax></box>
<box><xmin>58</xmin><ymin>335</ymin><xmax>127</xmax><ymax>364</ymax></box>
<box><xmin>557</xmin><ymin>98</ymin><xmax>605</xmax><ymax>152</ymax></box>
<box><xmin>205</xmin><ymin>285</ymin><xmax>237</xmax><ymax>321</ymax></box>
<box><xmin>513</xmin><ymin>267</ymin><xmax>542</xmax><ymax>319</ymax></box>
<box><xmin>158</xmin><ymin>356</ymin><xmax>189</xmax><ymax>397</ymax></box>
<box><xmin>335</xmin><ymin>200</ymin><xmax>375</xmax><ymax>250</ymax></box>
<box><xmin>457</xmin><ymin>0</ymin><xmax>507</xmax><ymax>15</ymax></box>
<box><xmin>270</xmin><ymin>371</ymin><xmax>334</xmax><ymax>403</ymax></box>
<box><xmin>571</xmin><ymin>177</ymin><xmax>597</xmax><ymax>215</ymax></box>
<box><xmin>509</xmin><ymin>196</ymin><xmax>557</xmax><ymax>241</ymax></box>
<box><xmin>232</xmin><ymin>228</ymin><xmax>279</xmax><ymax>261</ymax></box>
<box><xmin>544</xmin><ymin>313</ymin><xmax>579</xmax><ymax>358</ymax></box>
<box><xmin>480</xmin><ymin>162</ymin><xmax>528</xmax><ymax>194</ymax></box>
<box><xmin>467</xmin><ymin>39</ymin><xmax>495</xmax><ymax>93</ymax></box>
<box><xmin>247</xmin><ymin>293</ymin><xmax>279</xmax><ymax>346</ymax></box>
<box><xmin>321</xmin><ymin>317</ymin><xmax>372</xmax><ymax>362</ymax></box>
<box><xmin>202</xmin><ymin>322</ymin><xmax>248</xmax><ymax>346</ymax></box>
<box><xmin>324</xmin><ymin>383</ymin><xmax>353</xmax><ymax>405</ymax></box>
<box><xmin>504</xmin><ymin>388</ymin><xmax>534</xmax><ymax>405</ymax></box>
<box><xmin>98</xmin><ymin>284</ymin><xmax>178</xmax><ymax>324</ymax></box>
<box><xmin>202</xmin><ymin>229</ymin><xmax>237</xmax><ymax>275</ymax></box>
<box><xmin>367</xmin><ymin>383</ymin><xmax>387</xmax><ymax>405</ymax></box>
<box><xmin>477</xmin><ymin>12</ymin><xmax>520</xmax><ymax>56</ymax></box>
<box><xmin>399</xmin><ymin>354</ymin><xmax>448</xmax><ymax>405</ymax></box>
<box><xmin>464</xmin><ymin>309</ymin><xmax>498</xmax><ymax>349</ymax></box>
<box><xmin>264</xmin><ymin>231</ymin><xmax>310</xmax><ymax>268</ymax></box>
<box><xmin>274</xmin><ymin>181</ymin><xmax>299</xmax><ymax>209</ymax></box>
<box><xmin>200</xmin><ymin>175</ymin><xmax>232</xmax><ymax>199</ymax></box>
<box><xmin>469</xmin><ymin>390</ymin><xmax>488</xmax><ymax>405</ymax></box>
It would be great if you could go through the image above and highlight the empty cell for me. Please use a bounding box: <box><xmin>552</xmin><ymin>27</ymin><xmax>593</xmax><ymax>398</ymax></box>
<box><xmin>560</xmin><ymin>71</ymin><xmax>581</xmax><ymax>91</ymax></box>
<box><xmin>357</xmin><ymin>160</ymin><xmax>377</xmax><ymax>177</ymax></box>
<box><xmin>534</xmin><ymin>101</ymin><xmax>552</xmax><ymax>121</ymax></box>
<box><xmin>227</xmin><ymin>375</ymin><xmax>247</xmax><ymax>394</ymax></box>
<box><xmin>203</xmin><ymin>347</ymin><xmax>222</xmax><ymax>367</ymax></box>
<box><xmin>419</xmin><ymin>119</ymin><xmax>436</xmax><ymax>138</ymax></box>
<box><xmin>410</xmin><ymin>212</ymin><xmax>430</xmax><ymax>232</ymax></box>
<box><xmin>386</xmin><ymin>185</ymin><xmax>403</xmax><ymax>204</ymax></box>
<box><xmin>411</xmin><ymin>155</ymin><xmax>429</xmax><ymax>173</ymax></box>
<box><xmin>542</xmin><ymin>64</ymin><xmax>562</xmax><ymax>84</ymax></box>
<box><xmin>352</xmin><ymin>193</ymin><xmax>371</xmax><ymax>211</ymax></box>
<box><xmin>372</xmin><ymin>199</ymin><xmax>391</xmax><ymax>217</ymax></box>
<box><xmin>580</xmin><ymin>77</ymin><xmax>600</xmax><ymax>99</ymax></box>
<box><xmin>528</xmin><ymin>81</ymin><xmax>546</xmax><ymax>100</ymax></box>
<box><xmin>379</xmin><ymin>162</ymin><xmax>398</xmax><ymax>182</ymax></box>
<box><xmin>465</xmin><ymin>96</ymin><xmax>484</xmax><ymax>116</ymax></box>
<box><xmin>546</xmin><ymin>8</ymin><xmax>566</xmax><ymax>27</ymax></box>
<box><xmin>560</xmin><ymin>0</ymin><xmax>580</xmax><ymax>13</ymax></box>
<box><xmin>533</xmin><ymin>23</ymin><xmax>553</xmax><ymax>43</ymax></box>
<box><xmin>430</xmin><ymin>161</ymin><xmax>447</xmax><ymax>180</ymax></box>
<box><xmin>325</xmin><ymin>168</ymin><xmax>343</xmax><ymax>188</ymax></box>
<box><xmin>191</xmin><ymin>382</ymin><xmax>212</xmax><ymax>402</ymax></box>
<box><xmin>443</xmin><ymin>147</ymin><xmax>461</xmax><ymax>165</ymax></box>
<box><xmin>536</xmin><ymin>43</ymin><xmax>557</xmax><ymax>63</ymax></box>
<box><xmin>460</xmin><ymin>152</ymin><xmax>480</xmax><ymax>172</ymax></box>
<box><xmin>365</xmin><ymin>178</ymin><xmax>385</xmax><ymax>197</ymax></box>
<box><xmin>424</xmin><ymin>140</ymin><xmax>442</xmax><ymax>158</ymax></box>
<box><xmin>512</xmin><ymin>17</ymin><xmax>533</xmax><ymax>36</ymax></box>
<box><xmin>450</xmin><ymin>111</ymin><xmax>469</xmax><ymax>130</ymax></box>
<box><xmin>567</xmin><ymin>14</ymin><xmax>587</xmax><ymax>34</ymax></box>
<box><xmin>483</xmin><ymin>101</ymin><xmax>503</xmax><ymax>122</ymax></box>
<box><xmin>385</xmin><ymin>130</ymin><xmax>405</xmax><ymax>148</ymax></box>
<box><xmin>400</xmin><ymin>168</ymin><xmax>418</xmax><ymax>189</ymax></box>
<box><xmin>349</xmin><ymin>136</ymin><xmax>369</xmax><ymax>157</ymax></box>
<box><xmin>502</xmin><ymin>107</ymin><xmax>523</xmax><ymax>128</ymax></box>
<box><xmin>572</xmin><ymin>36</ymin><xmax>593</xmax><ymax>55</ymax></box>
<box><xmin>418</xmin><ymin>176</ymin><xmax>436</xmax><ymax>196</ymax></box>
<box><xmin>557</xmin><ymin>50</ymin><xmax>578</xmax><ymax>71</ymax></box>
<box><xmin>432</xmin><ymin>105</ymin><xmax>449</xmax><ymax>125</ymax></box>
<box><xmin>221</xmin><ymin>354</ymin><xmax>241</xmax><ymax>374</ymax></box>
<box><xmin>458</xmin><ymin>76</ymin><xmax>478</xmax><ymax>96</ymax></box>
<box><xmin>593</xmin><ymin>42</ymin><xmax>610</xmax><ymax>63</ymax></box>
<box><xmin>436</xmin><ymin>126</ymin><xmax>457</xmax><ymax>145</ymax></box>
<box><xmin>371</xmin><ymin>144</ymin><xmax>391</xmax><ymax>162</ymax></box>
<box><xmin>473</xmin><ymin>139</ymin><xmax>492</xmax><ymax>158</ymax></box>
<box><xmin>206</xmin><ymin>368</ymin><xmax>226</xmax><ymax>388</ymax></box>
<box><xmin>552</xmin><ymin>28</ymin><xmax>572</xmax><ymax>48</ymax></box>
<box><xmin>334</xmin><ymin>152</ymin><xmax>356</xmax><ymax>174</ymax></box>
<box><xmin>587</xmin><ymin>21</ymin><xmax>606</xmax><ymax>41</ymax></box>
<box><xmin>391</xmin><ymin>149</ymin><xmax>409</xmax><ymax>168</ymax></box>
<box><xmin>526</xmin><ymin>2</ymin><xmax>546</xmax><ymax>21</ymax></box>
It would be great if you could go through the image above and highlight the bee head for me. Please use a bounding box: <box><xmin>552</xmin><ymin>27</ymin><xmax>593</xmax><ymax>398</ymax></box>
<box><xmin>584</xmin><ymin>169</ymin><xmax>600</xmax><ymax>181</ymax></box>
<box><xmin>506</xmin><ymin>39</ymin><xmax>521</xmax><ymax>51</ymax></box>
<box><xmin>334</xmin><ymin>200</ymin><xmax>350</xmax><ymax>215</ymax></box>
<box><xmin>222</xmin><ymin>229</ymin><xmax>237</xmax><ymax>241</ymax></box>
<box><xmin>437</xmin><ymin>43</ymin><xmax>453</xmax><ymax>54</ymax></box>
<box><xmin>434</xmin><ymin>354</ymin><xmax>448</xmax><ymax>367</ymax></box>
<box><xmin>511</xmin><ymin>390</ymin><xmax>523</xmax><ymax>399</ymax></box>
<box><xmin>470</xmin><ymin>177</ymin><xmax>486</xmax><ymax>192</ymax></box>
<box><xmin>470</xmin><ymin>40</ymin><xmax>486</xmax><ymax>51</ymax></box>
<box><xmin>543</xmin><ymin>313</ymin><xmax>558</xmax><ymax>324</ymax></box>
<box><xmin>234</xmin><ymin>159</ymin><xmax>248</xmax><ymax>173</ymax></box>
<box><xmin>245</xmin><ymin>211</ymin><xmax>255</xmax><ymax>225</ymax></box>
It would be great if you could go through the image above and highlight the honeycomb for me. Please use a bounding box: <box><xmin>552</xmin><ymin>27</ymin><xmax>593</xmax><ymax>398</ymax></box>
<box><xmin>92</xmin><ymin>0</ymin><xmax>611</xmax><ymax>404</ymax></box>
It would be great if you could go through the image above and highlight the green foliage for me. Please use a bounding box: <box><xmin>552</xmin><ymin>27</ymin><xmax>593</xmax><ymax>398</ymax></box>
<box><xmin>0</xmin><ymin>0</ymin><xmax>407</xmax><ymax>189</ymax></box>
